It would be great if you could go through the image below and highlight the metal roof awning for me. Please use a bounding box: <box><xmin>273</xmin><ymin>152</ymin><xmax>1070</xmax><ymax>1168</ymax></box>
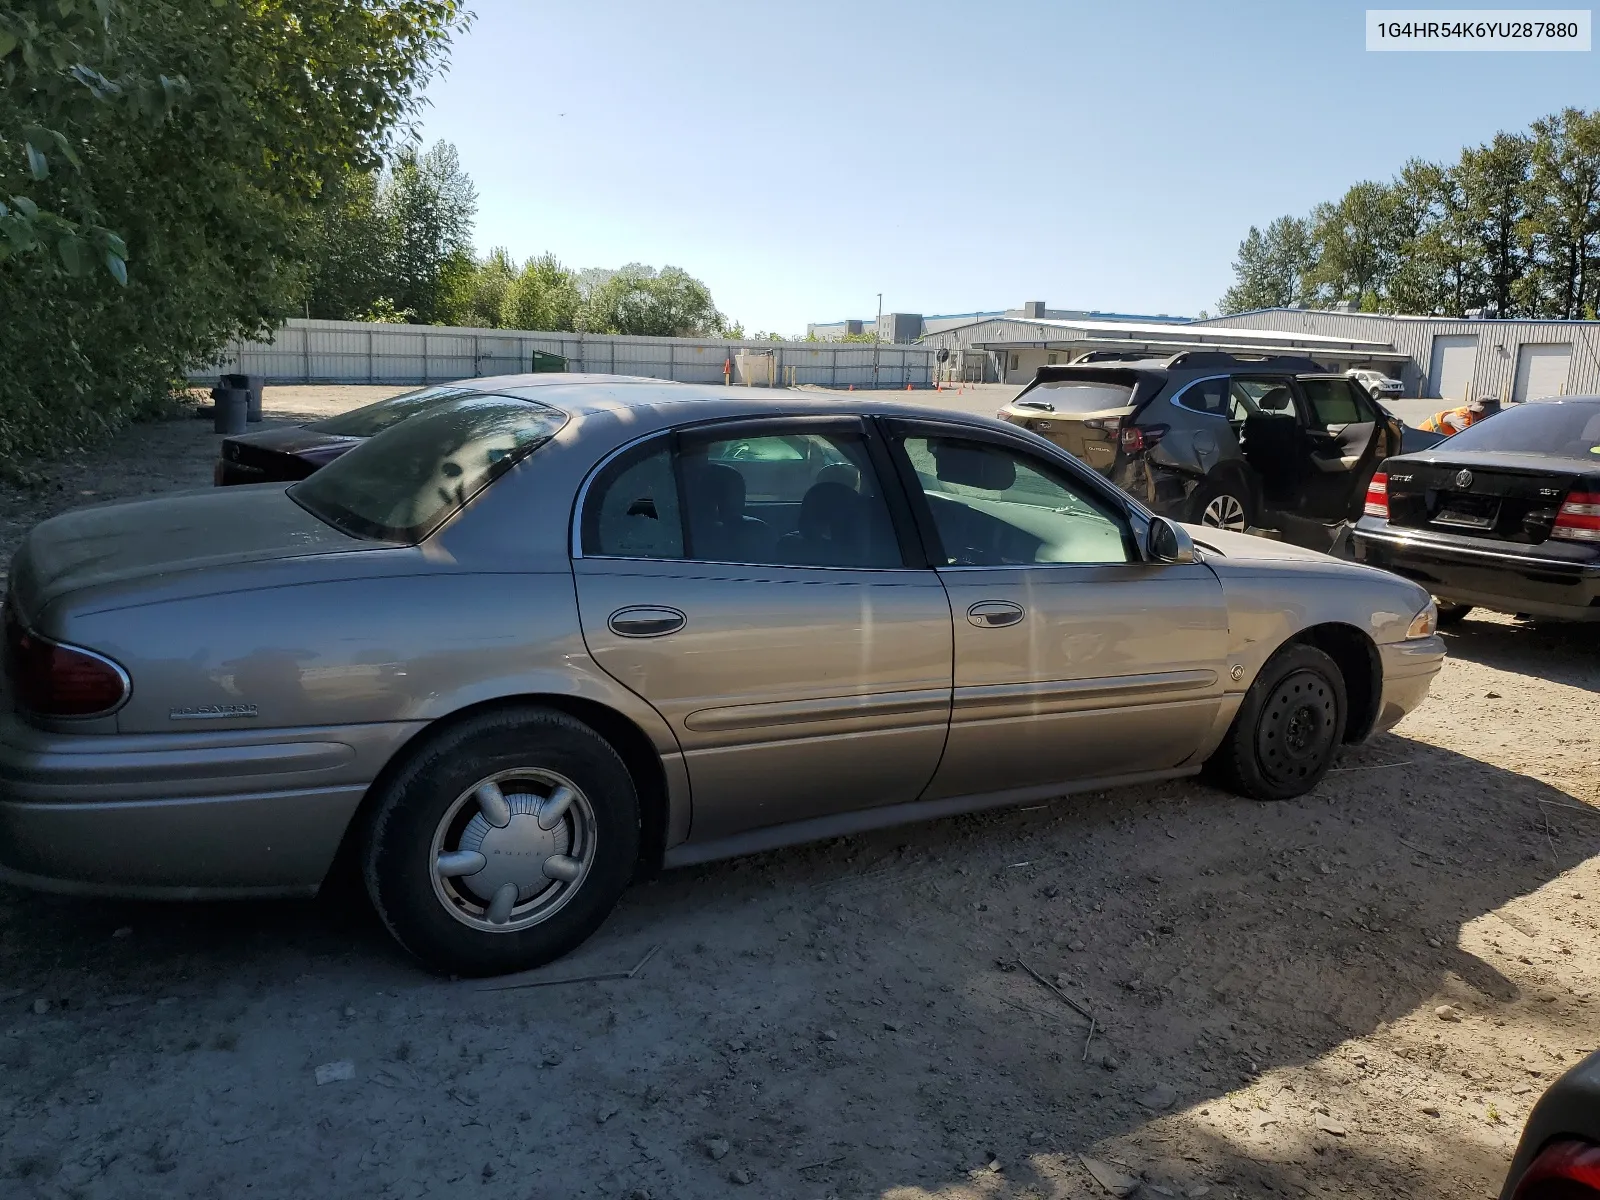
<box><xmin>971</xmin><ymin>334</ymin><xmax>1409</xmax><ymax>362</ymax></box>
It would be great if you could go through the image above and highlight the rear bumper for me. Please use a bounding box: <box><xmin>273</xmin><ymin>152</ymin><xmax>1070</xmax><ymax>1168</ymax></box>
<box><xmin>1352</xmin><ymin>525</ymin><xmax>1600</xmax><ymax>621</ymax></box>
<box><xmin>0</xmin><ymin>715</ymin><xmax>421</xmax><ymax>897</ymax></box>
<box><xmin>1374</xmin><ymin>636</ymin><xmax>1446</xmax><ymax>735</ymax></box>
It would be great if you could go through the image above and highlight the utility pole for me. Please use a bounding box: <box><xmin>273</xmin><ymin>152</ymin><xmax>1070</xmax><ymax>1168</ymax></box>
<box><xmin>873</xmin><ymin>292</ymin><xmax>882</xmax><ymax>389</ymax></box>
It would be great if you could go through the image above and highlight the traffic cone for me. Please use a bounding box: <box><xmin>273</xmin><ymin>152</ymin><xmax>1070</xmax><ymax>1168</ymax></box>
<box><xmin>905</xmin><ymin>382</ymin><xmax>913</xmax><ymax>391</ymax></box>
<box><xmin>848</xmin><ymin>383</ymin><xmax>854</xmax><ymax>391</ymax></box>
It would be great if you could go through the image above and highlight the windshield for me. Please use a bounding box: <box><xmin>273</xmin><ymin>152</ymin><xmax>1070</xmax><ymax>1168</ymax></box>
<box><xmin>1016</xmin><ymin>380</ymin><xmax>1135</xmax><ymax>413</ymax></box>
<box><xmin>307</xmin><ymin>385</ymin><xmax>481</xmax><ymax>437</ymax></box>
<box><xmin>1440</xmin><ymin>401</ymin><xmax>1600</xmax><ymax>458</ymax></box>
<box><xmin>289</xmin><ymin>394</ymin><xmax>568</xmax><ymax>542</ymax></box>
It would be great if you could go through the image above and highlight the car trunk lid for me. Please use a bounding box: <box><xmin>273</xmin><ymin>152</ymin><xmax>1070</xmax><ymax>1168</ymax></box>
<box><xmin>1003</xmin><ymin>368</ymin><xmax>1164</xmax><ymax>476</ymax></box>
<box><xmin>1383</xmin><ymin>450</ymin><xmax>1599</xmax><ymax>545</ymax></box>
<box><xmin>8</xmin><ymin>486</ymin><xmax>384</xmax><ymax>619</ymax></box>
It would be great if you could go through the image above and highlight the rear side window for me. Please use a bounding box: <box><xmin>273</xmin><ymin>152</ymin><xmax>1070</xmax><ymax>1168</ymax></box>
<box><xmin>1174</xmin><ymin>378</ymin><xmax>1230</xmax><ymax>417</ymax></box>
<box><xmin>583</xmin><ymin>442</ymin><xmax>684</xmax><ymax>559</ymax></box>
<box><xmin>1022</xmin><ymin>381</ymin><xmax>1135</xmax><ymax>413</ymax></box>
<box><xmin>289</xmin><ymin>395</ymin><xmax>567</xmax><ymax>542</ymax></box>
<box><xmin>308</xmin><ymin>386</ymin><xmax>479</xmax><ymax>436</ymax></box>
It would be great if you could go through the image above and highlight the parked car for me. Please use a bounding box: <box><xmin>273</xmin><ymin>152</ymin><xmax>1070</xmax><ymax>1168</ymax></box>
<box><xmin>213</xmin><ymin>372</ymin><xmax>639</xmax><ymax>486</ymax></box>
<box><xmin>995</xmin><ymin>353</ymin><xmax>1406</xmax><ymax>547</ymax></box>
<box><xmin>1500</xmin><ymin>1048</ymin><xmax>1600</xmax><ymax>1198</ymax></box>
<box><xmin>1348</xmin><ymin>368</ymin><xmax>1404</xmax><ymax>402</ymax></box>
<box><xmin>0</xmin><ymin>378</ymin><xmax>1445</xmax><ymax>976</ymax></box>
<box><xmin>1351</xmin><ymin>396</ymin><xmax>1600</xmax><ymax>624</ymax></box>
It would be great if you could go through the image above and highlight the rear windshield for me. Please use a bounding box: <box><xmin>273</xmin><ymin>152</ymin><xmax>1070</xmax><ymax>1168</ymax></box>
<box><xmin>1017</xmin><ymin>380</ymin><xmax>1135</xmax><ymax>413</ymax></box>
<box><xmin>289</xmin><ymin>395</ymin><xmax>568</xmax><ymax>542</ymax></box>
<box><xmin>308</xmin><ymin>385</ymin><xmax>479</xmax><ymax>437</ymax></box>
<box><xmin>1441</xmin><ymin>401</ymin><xmax>1600</xmax><ymax>458</ymax></box>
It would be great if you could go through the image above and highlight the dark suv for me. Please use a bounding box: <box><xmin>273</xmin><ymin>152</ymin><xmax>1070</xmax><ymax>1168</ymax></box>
<box><xmin>996</xmin><ymin>352</ymin><xmax>1405</xmax><ymax>546</ymax></box>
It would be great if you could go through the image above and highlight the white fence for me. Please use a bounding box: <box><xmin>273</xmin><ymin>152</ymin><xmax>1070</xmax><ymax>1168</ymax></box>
<box><xmin>195</xmin><ymin>318</ymin><xmax>939</xmax><ymax>389</ymax></box>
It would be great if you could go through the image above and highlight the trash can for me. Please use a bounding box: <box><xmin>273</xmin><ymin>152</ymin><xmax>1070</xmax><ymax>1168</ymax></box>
<box><xmin>220</xmin><ymin>372</ymin><xmax>264</xmax><ymax>423</ymax></box>
<box><xmin>213</xmin><ymin>386</ymin><xmax>249</xmax><ymax>435</ymax></box>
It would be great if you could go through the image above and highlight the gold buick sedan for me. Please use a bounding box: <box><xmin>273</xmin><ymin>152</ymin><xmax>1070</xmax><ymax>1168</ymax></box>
<box><xmin>0</xmin><ymin>377</ymin><xmax>1444</xmax><ymax>975</ymax></box>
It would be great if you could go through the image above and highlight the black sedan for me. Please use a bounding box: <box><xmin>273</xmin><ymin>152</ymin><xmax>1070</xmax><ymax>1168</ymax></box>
<box><xmin>1351</xmin><ymin>397</ymin><xmax>1600</xmax><ymax>624</ymax></box>
<box><xmin>1500</xmin><ymin>1048</ymin><xmax>1600</xmax><ymax>1198</ymax></box>
<box><xmin>214</xmin><ymin>371</ymin><xmax>616</xmax><ymax>486</ymax></box>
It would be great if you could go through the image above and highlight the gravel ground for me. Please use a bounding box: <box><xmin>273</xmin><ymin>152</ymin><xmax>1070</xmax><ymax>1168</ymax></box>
<box><xmin>1</xmin><ymin>387</ymin><xmax>1597</xmax><ymax>1200</ymax></box>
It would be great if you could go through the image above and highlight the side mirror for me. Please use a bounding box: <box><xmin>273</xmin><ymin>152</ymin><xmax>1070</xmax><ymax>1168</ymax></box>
<box><xmin>1147</xmin><ymin>515</ymin><xmax>1196</xmax><ymax>564</ymax></box>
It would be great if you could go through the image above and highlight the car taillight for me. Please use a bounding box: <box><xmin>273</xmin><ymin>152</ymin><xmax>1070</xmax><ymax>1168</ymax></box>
<box><xmin>1511</xmin><ymin>1139</ymin><xmax>1600</xmax><ymax>1198</ymax></box>
<box><xmin>1551</xmin><ymin>491</ymin><xmax>1600</xmax><ymax>542</ymax></box>
<box><xmin>3</xmin><ymin>601</ymin><xmax>130</xmax><ymax>718</ymax></box>
<box><xmin>1119</xmin><ymin>425</ymin><xmax>1165</xmax><ymax>454</ymax></box>
<box><xmin>1363</xmin><ymin>472</ymin><xmax>1389</xmax><ymax>519</ymax></box>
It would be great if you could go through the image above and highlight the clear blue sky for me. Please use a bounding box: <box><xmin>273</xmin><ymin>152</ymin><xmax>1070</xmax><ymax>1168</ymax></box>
<box><xmin>414</xmin><ymin>0</ymin><xmax>1597</xmax><ymax>334</ymax></box>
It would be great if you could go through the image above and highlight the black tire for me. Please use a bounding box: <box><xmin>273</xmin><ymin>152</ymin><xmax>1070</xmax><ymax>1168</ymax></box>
<box><xmin>1190</xmin><ymin>475</ymin><xmax>1255</xmax><ymax>533</ymax></box>
<box><xmin>1436</xmin><ymin>602</ymin><xmax>1473</xmax><ymax>627</ymax></box>
<box><xmin>361</xmin><ymin>706</ymin><xmax>640</xmax><ymax>977</ymax></box>
<box><xmin>1209</xmin><ymin>643</ymin><xmax>1348</xmax><ymax>802</ymax></box>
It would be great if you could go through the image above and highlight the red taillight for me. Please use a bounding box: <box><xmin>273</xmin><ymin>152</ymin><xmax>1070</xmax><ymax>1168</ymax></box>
<box><xmin>1551</xmin><ymin>491</ymin><xmax>1600</xmax><ymax>543</ymax></box>
<box><xmin>1120</xmin><ymin>425</ymin><xmax>1166</xmax><ymax>454</ymax></box>
<box><xmin>4</xmin><ymin>601</ymin><xmax>129</xmax><ymax>718</ymax></box>
<box><xmin>1363</xmin><ymin>472</ymin><xmax>1389</xmax><ymax>519</ymax></box>
<box><xmin>1512</xmin><ymin>1139</ymin><xmax>1600</xmax><ymax>1198</ymax></box>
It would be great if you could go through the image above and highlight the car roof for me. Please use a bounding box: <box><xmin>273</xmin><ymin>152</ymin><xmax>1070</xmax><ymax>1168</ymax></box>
<box><xmin>451</xmin><ymin>372</ymin><xmax>1016</xmax><ymax>430</ymax></box>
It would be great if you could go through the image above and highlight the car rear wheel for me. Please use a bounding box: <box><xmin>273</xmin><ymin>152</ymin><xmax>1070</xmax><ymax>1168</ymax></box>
<box><xmin>1209</xmin><ymin>643</ymin><xmax>1347</xmax><ymax>802</ymax></box>
<box><xmin>1436</xmin><ymin>602</ymin><xmax>1473</xmax><ymax>627</ymax></box>
<box><xmin>1192</xmin><ymin>477</ymin><xmax>1254</xmax><ymax>532</ymax></box>
<box><xmin>362</xmin><ymin>706</ymin><xmax>639</xmax><ymax>977</ymax></box>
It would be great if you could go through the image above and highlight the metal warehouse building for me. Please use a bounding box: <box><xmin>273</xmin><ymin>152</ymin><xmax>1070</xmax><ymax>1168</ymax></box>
<box><xmin>1196</xmin><ymin>308</ymin><xmax>1600</xmax><ymax>404</ymax></box>
<box><xmin>922</xmin><ymin>305</ymin><xmax>1600</xmax><ymax>402</ymax></box>
<box><xmin>919</xmin><ymin>314</ymin><xmax>1406</xmax><ymax>386</ymax></box>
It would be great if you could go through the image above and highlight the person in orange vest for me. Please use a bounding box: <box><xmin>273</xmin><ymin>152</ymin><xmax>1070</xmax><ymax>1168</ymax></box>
<box><xmin>1420</xmin><ymin>396</ymin><xmax>1500</xmax><ymax>435</ymax></box>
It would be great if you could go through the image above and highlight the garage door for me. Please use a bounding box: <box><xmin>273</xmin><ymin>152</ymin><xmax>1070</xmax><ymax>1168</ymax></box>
<box><xmin>1512</xmin><ymin>342</ymin><xmax>1572</xmax><ymax>403</ymax></box>
<box><xmin>1427</xmin><ymin>335</ymin><xmax>1478</xmax><ymax>401</ymax></box>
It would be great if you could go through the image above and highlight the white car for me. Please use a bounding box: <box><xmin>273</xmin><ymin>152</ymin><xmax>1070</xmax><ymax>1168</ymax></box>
<box><xmin>1348</xmin><ymin>369</ymin><xmax>1403</xmax><ymax>401</ymax></box>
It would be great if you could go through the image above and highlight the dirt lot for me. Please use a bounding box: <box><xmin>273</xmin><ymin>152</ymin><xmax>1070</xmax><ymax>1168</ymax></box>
<box><xmin>1</xmin><ymin>387</ymin><xmax>1598</xmax><ymax>1200</ymax></box>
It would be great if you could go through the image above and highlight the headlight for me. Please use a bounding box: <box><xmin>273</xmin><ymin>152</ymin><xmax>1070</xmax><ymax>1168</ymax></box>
<box><xmin>1405</xmin><ymin>600</ymin><xmax>1438</xmax><ymax>639</ymax></box>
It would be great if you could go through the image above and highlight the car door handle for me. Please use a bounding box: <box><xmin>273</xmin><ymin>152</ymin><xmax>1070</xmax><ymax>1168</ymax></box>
<box><xmin>967</xmin><ymin>601</ymin><xmax>1025</xmax><ymax>628</ymax></box>
<box><xmin>607</xmin><ymin>606</ymin><xmax>686</xmax><ymax>638</ymax></box>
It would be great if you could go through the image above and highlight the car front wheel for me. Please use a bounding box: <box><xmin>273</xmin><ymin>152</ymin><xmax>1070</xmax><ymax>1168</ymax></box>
<box><xmin>362</xmin><ymin>706</ymin><xmax>640</xmax><ymax>976</ymax></box>
<box><xmin>1209</xmin><ymin>643</ymin><xmax>1348</xmax><ymax>801</ymax></box>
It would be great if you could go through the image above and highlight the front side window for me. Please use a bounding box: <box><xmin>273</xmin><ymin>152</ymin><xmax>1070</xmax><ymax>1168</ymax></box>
<box><xmin>900</xmin><ymin>435</ymin><xmax>1135</xmax><ymax>566</ymax></box>
<box><xmin>291</xmin><ymin>395</ymin><xmax>568</xmax><ymax>542</ymax></box>
<box><xmin>1232</xmin><ymin>377</ymin><xmax>1302</xmax><ymax>422</ymax></box>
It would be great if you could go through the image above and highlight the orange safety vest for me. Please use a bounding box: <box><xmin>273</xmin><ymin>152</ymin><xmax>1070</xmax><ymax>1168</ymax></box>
<box><xmin>1420</xmin><ymin>405</ymin><xmax>1483</xmax><ymax>435</ymax></box>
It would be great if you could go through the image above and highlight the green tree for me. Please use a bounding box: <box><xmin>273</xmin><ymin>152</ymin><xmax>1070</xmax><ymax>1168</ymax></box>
<box><xmin>1306</xmin><ymin>182</ymin><xmax>1399</xmax><ymax>308</ymax></box>
<box><xmin>0</xmin><ymin>0</ymin><xmax>469</xmax><ymax>464</ymax></box>
<box><xmin>502</xmin><ymin>253</ymin><xmax>581</xmax><ymax>331</ymax></box>
<box><xmin>377</xmin><ymin>140</ymin><xmax>477</xmax><ymax>323</ymax></box>
<box><xmin>1456</xmin><ymin>131</ymin><xmax>1535</xmax><ymax>316</ymax></box>
<box><xmin>578</xmin><ymin>263</ymin><xmax>727</xmax><ymax>336</ymax></box>
<box><xmin>1527</xmin><ymin>108</ymin><xmax>1600</xmax><ymax>319</ymax></box>
<box><xmin>1218</xmin><ymin>215</ymin><xmax>1315</xmax><ymax>313</ymax></box>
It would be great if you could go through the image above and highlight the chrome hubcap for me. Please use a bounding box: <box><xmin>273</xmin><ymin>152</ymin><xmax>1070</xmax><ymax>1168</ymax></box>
<box><xmin>429</xmin><ymin>768</ymin><xmax>596</xmax><ymax>933</ymax></box>
<box><xmin>1202</xmin><ymin>493</ymin><xmax>1247</xmax><ymax>531</ymax></box>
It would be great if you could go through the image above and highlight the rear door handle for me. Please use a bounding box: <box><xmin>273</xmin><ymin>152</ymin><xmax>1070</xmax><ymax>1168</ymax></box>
<box><xmin>967</xmin><ymin>600</ymin><xmax>1025</xmax><ymax>628</ymax></box>
<box><xmin>608</xmin><ymin>606</ymin><xmax>686</xmax><ymax>638</ymax></box>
